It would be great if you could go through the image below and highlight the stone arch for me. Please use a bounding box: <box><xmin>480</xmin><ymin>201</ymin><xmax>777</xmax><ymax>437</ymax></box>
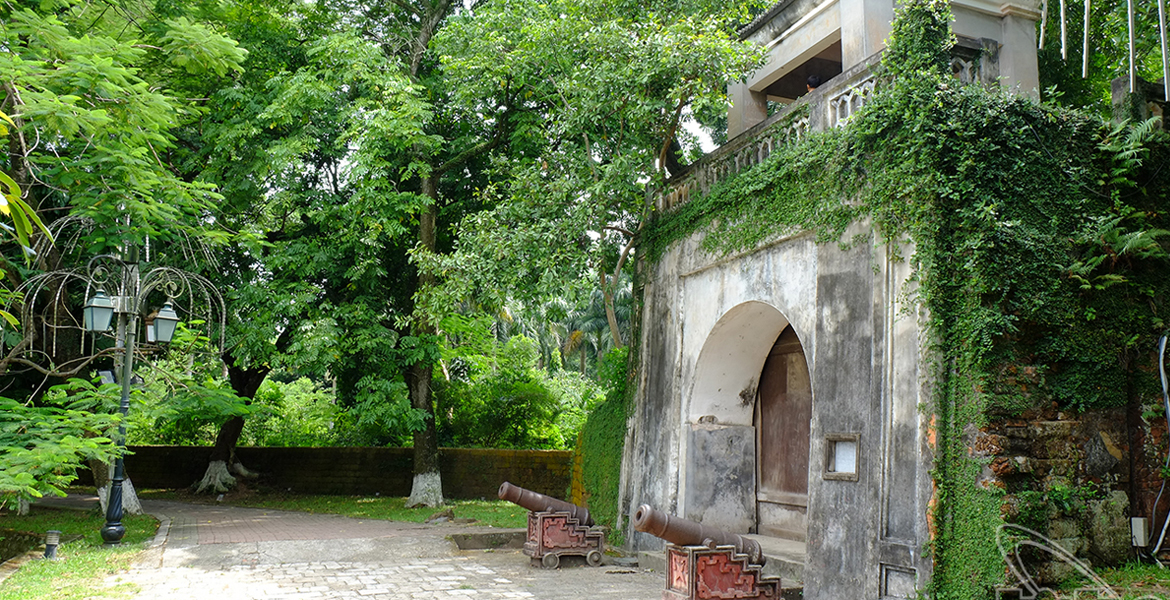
<box><xmin>688</xmin><ymin>301</ymin><xmax>804</xmax><ymax>427</ymax></box>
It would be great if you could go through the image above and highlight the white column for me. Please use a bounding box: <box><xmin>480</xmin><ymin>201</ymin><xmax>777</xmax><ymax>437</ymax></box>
<box><xmin>840</xmin><ymin>0</ymin><xmax>893</xmax><ymax>67</ymax></box>
<box><xmin>727</xmin><ymin>81</ymin><xmax>768</xmax><ymax>139</ymax></box>
<box><xmin>1000</xmin><ymin>8</ymin><xmax>1041</xmax><ymax>98</ymax></box>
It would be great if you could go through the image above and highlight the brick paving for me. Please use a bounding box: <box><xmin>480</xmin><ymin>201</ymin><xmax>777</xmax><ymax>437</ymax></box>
<box><xmin>97</xmin><ymin>499</ymin><xmax>662</xmax><ymax>600</ymax></box>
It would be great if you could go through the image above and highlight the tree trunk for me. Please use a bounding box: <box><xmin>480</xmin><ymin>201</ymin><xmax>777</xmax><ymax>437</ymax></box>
<box><xmin>97</xmin><ymin>463</ymin><xmax>142</xmax><ymax>515</ymax></box>
<box><xmin>195</xmin><ymin>361</ymin><xmax>268</xmax><ymax>493</ymax></box>
<box><xmin>406</xmin><ymin>360</ymin><xmax>442</xmax><ymax>507</ymax></box>
<box><xmin>406</xmin><ymin>177</ymin><xmax>443</xmax><ymax>508</ymax></box>
<box><xmin>600</xmin><ymin>271</ymin><xmax>623</xmax><ymax>349</ymax></box>
<box><xmin>91</xmin><ymin>457</ymin><xmax>144</xmax><ymax>516</ymax></box>
<box><xmin>197</xmin><ymin>416</ymin><xmax>246</xmax><ymax>493</ymax></box>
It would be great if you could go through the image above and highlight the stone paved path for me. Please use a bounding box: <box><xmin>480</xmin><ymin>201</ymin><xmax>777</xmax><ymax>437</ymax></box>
<box><xmin>97</xmin><ymin>499</ymin><xmax>662</xmax><ymax>600</ymax></box>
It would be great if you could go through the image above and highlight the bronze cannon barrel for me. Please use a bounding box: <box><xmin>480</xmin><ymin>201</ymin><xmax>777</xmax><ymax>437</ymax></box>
<box><xmin>632</xmin><ymin>504</ymin><xmax>765</xmax><ymax>566</ymax></box>
<box><xmin>498</xmin><ymin>481</ymin><xmax>593</xmax><ymax>526</ymax></box>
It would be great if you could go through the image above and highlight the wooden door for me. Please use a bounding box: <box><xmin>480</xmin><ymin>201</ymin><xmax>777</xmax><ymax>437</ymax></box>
<box><xmin>755</xmin><ymin>325</ymin><xmax>811</xmax><ymax>540</ymax></box>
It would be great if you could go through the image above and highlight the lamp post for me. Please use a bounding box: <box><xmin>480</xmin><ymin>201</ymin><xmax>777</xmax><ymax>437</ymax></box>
<box><xmin>82</xmin><ymin>252</ymin><xmax>182</xmax><ymax>544</ymax></box>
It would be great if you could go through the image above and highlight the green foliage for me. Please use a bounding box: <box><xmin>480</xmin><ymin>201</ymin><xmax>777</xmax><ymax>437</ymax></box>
<box><xmin>1059</xmin><ymin>561</ymin><xmax>1170</xmax><ymax>598</ymax></box>
<box><xmin>242</xmin><ymin>378</ymin><xmax>341</xmax><ymax>447</ymax></box>
<box><xmin>418</xmin><ymin>0</ymin><xmax>766</xmax><ymax>316</ymax></box>
<box><xmin>0</xmin><ymin>109</ymin><xmax>51</xmax><ymax>260</ymax></box>
<box><xmin>881</xmin><ymin>0</ymin><xmax>954</xmax><ymax>79</ymax></box>
<box><xmin>1</xmin><ymin>3</ymin><xmax>248</xmax><ymax>252</ymax></box>
<box><xmin>1037</xmin><ymin>0</ymin><xmax>1170</xmax><ymax>114</ymax></box>
<box><xmin>579</xmin><ymin>347</ymin><xmax>631</xmax><ymax>541</ymax></box>
<box><xmin>436</xmin><ymin>333</ymin><xmax>605</xmax><ymax>449</ymax></box>
<box><xmin>160</xmin><ymin>17</ymin><xmax>248</xmax><ymax>77</ymax></box>
<box><xmin>127</xmin><ymin>325</ymin><xmax>261</xmax><ymax>446</ymax></box>
<box><xmin>334</xmin><ymin>377</ymin><xmax>420</xmax><ymax>447</ymax></box>
<box><xmin>0</xmin><ymin>387</ymin><xmax>122</xmax><ymax>506</ymax></box>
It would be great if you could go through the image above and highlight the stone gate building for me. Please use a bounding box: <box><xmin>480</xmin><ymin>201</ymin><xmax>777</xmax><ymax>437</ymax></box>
<box><xmin>619</xmin><ymin>0</ymin><xmax>1043</xmax><ymax>598</ymax></box>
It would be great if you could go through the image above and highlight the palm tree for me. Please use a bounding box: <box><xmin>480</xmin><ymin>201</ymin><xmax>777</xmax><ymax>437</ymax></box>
<box><xmin>562</xmin><ymin>273</ymin><xmax>632</xmax><ymax>378</ymax></box>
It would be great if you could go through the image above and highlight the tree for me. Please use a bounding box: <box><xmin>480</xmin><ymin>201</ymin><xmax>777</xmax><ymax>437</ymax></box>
<box><xmin>180</xmin><ymin>0</ymin><xmax>531</xmax><ymax>505</ymax></box>
<box><xmin>0</xmin><ymin>381</ymin><xmax>122</xmax><ymax>514</ymax></box>
<box><xmin>1037</xmin><ymin>0</ymin><xmax>1170</xmax><ymax>112</ymax></box>
<box><xmin>1</xmin><ymin>0</ymin><xmax>247</xmax><ymax>376</ymax></box>
<box><xmin>416</xmin><ymin>0</ymin><xmax>766</xmax><ymax>342</ymax></box>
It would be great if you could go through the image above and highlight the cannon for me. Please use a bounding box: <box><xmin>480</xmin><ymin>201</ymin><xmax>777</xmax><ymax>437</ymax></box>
<box><xmin>633</xmin><ymin>504</ymin><xmax>781</xmax><ymax>600</ymax></box>
<box><xmin>498</xmin><ymin>481</ymin><xmax>603</xmax><ymax>568</ymax></box>
<box><xmin>632</xmin><ymin>503</ymin><xmax>764</xmax><ymax>565</ymax></box>
<box><xmin>498</xmin><ymin>481</ymin><xmax>593</xmax><ymax>526</ymax></box>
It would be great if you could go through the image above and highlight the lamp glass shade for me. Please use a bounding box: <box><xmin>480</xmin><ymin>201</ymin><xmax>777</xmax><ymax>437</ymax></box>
<box><xmin>83</xmin><ymin>290</ymin><xmax>115</xmax><ymax>332</ymax></box>
<box><xmin>154</xmin><ymin>301</ymin><xmax>180</xmax><ymax>343</ymax></box>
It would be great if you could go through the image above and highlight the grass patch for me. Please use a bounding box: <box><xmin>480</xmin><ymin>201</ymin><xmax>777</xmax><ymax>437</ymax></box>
<box><xmin>137</xmin><ymin>488</ymin><xmax>528</xmax><ymax>528</ymax></box>
<box><xmin>1059</xmin><ymin>562</ymin><xmax>1170</xmax><ymax>599</ymax></box>
<box><xmin>0</xmin><ymin>506</ymin><xmax>157</xmax><ymax>600</ymax></box>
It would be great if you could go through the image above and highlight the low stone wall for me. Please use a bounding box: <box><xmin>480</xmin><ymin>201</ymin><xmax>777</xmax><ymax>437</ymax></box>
<box><xmin>84</xmin><ymin>446</ymin><xmax>572</xmax><ymax>500</ymax></box>
<box><xmin>0</xmin><ymin>528</ymin><xmax>40</xmax><ymax>563</ymax></box>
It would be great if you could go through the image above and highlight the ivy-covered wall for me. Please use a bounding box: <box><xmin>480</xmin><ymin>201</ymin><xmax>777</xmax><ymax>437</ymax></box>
<box><xmin>576</xmin><ymin>346</ymin><xmax>633</xmax><ymax>543</ymax></box>
<box><xmin>640</xmin><ymin>0</ymin><xmax>1170</xmax><ymax>597</ymax></box>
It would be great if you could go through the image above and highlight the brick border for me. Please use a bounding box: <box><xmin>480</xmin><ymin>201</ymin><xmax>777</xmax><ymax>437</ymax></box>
<box><xmin>77</xmin><ymin>446</ymin><xmax>572</xmax><ymax>500</ymax></box>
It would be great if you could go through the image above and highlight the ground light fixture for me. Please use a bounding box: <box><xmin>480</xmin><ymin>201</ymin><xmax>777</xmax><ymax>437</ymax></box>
<box><xmin>43</xmin><ymin>530</ymin><xmax>60</xmax><ymax>559</ymax></box>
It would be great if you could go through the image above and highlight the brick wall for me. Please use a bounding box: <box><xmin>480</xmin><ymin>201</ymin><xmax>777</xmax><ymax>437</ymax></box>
<box><xmin>975</xmin><ymin>406</ymin><xmax>1154</xmax><ymax>581</ymax></box>
<box><xmin>91</xmin><ymin>446</ymin><xmax>572</xmax><ymax>500</ymax></box>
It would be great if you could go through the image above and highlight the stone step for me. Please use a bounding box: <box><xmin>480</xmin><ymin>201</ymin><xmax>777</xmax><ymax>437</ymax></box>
<box><xmin>746</xmin><ymin>534</ymin><xmax>806</xmax><ymax>583</ymax></box>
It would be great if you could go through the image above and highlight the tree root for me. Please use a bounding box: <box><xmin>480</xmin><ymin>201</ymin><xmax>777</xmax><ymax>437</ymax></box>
<box><xmin>229</xmin><ymin>460</ymin><xmax>258</xmax><ymax>478</ymax></box>
<box><xmin>195</xmin><ymin>460</ymin><xmax>237</xmax><ymax>494</ymax></box>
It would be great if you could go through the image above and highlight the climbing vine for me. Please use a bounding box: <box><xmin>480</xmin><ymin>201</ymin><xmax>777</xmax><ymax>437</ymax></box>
<box><xmin>579</xmin><ymin>346</ymin><xmax>634</xmax><ymax>543</ymax></box>
<box><xmin>643</xmin><ymin>0</ymin><xmax>1170</xmax><ymax>597</ymax></box>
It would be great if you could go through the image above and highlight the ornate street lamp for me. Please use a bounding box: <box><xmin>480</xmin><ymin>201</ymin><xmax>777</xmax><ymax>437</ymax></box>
<box><xmin>4</xmin><ymin>232</ymin><xmax>224</xmax><ymax>545</ymax></box>
<box><xmin>83</xmin><ymin>289</ymin><xmax>115</xmax><ymax>333</ymax></box>
<box><xmin>153</xmin><ymin>301</ymin><xmax>180</xmax><ymax>344</ymax></box>
<box><xmin>81</xmin><ymin>254</ymin><xmax>189</xmax><ymax>544</ymax></box>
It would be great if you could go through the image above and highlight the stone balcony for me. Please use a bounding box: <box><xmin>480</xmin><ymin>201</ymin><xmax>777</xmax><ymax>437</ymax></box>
<box><xmin>656</xmin><ymin>36</ymin><xmax>1001</xmax><ymax>213</ymax></box>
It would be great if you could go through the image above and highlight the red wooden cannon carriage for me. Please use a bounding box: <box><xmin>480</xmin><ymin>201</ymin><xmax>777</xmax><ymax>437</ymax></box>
<box><xmin>633</xmin><ymin>503</ymin><xmax>783</xmax><ymax>600</ymax></box>
<box><xmin>498</xmin><ymin>481</ymin><xmax>604</xmax><ymax>568</ymax></box>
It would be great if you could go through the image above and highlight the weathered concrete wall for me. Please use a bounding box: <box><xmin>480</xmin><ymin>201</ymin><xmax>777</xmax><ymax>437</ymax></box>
<box><xmin>624</xmin><ymin>221</ymin><xmax>932</xmax><ymax>599</ymax></box>
<box><xmin>78</xmin><ymin>446</ymin><xmax>571</xmax><ymax>500</ymax></box>
<box><xmin>642</xmin><ymin>3</ymin><xmax>1043</xmax><ymax>595</ymax></box>
<box><xmin>685</xmin><ymin>424</ymin><xmax>757</xmax><ymax>531</ymax></box>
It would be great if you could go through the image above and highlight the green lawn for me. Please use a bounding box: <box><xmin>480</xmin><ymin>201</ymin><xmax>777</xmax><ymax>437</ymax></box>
<box><xmin>137</xmin><ymin>488</ymin><xmax>528</xmax><ymax>529</ymax></box>
<box><xmin>1061</xmin><ymin>562</ymin><xmax>1170</xmax><ymax>599</ymax></box>
<box><xmin>0</xmin><ymin>506</ymin><xmax>157</xmax><ymax>600</ymax></box>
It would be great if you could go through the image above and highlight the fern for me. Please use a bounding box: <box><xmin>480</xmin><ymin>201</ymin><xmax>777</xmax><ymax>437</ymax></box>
<box><xmin>1098</xmin><ymin>117</ymin><xmax>1166</xmax><ymax>185</ymax></box>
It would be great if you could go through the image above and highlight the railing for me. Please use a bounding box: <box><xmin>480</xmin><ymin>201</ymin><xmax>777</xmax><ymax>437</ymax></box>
<box><xmin>655</xmin><ymin>37</ymin><xmax>998</xmax><ymax>212</ymax></box>
<box><xmin>657</xmin><ymin>111</ymin><xmax>810</xmax><ymax>211</ymax></box>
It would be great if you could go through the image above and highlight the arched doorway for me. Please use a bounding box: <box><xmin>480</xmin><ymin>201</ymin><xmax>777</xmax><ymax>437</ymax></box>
<box><xmin>683</xmin><ymin>301</ymin><xmax>813</xmax><ymax>535</ymax></box>
<box><xmin>755</xmin><ymin>325</ymin><xmax>811</xmax><ymax>541</ymax></box>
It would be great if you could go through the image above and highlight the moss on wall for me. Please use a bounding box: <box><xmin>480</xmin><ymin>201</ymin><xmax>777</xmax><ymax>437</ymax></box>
<box><xmin>578</xmin><ymin>347</ymin><xmax>632</xmax><ymax>543</ymax></box>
